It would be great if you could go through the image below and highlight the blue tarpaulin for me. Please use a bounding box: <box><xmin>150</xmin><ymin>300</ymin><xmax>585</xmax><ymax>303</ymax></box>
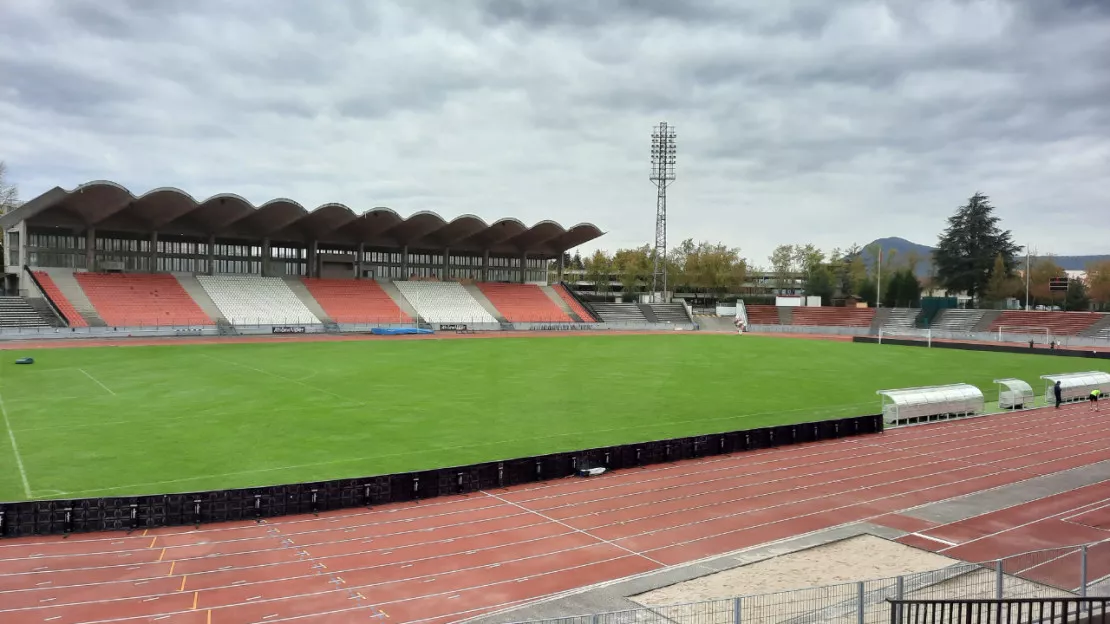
<box><xmin>369</xmin><ymin>327</ymin><xmax>434</xmax><ymax>336</ymax></box>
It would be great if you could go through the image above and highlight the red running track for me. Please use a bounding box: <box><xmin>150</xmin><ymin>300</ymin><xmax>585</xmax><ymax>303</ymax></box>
<box><xmin>1</xmin><ymin>404</ymin><xmax>1109</xmax><ymax>624</ymax></box>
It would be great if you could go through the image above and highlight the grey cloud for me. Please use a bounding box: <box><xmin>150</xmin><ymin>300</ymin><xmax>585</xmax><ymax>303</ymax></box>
<box><xmin>1</xmin><ymin>0</ymin><xmax>1108</xmax><ymax>262</ymax></box>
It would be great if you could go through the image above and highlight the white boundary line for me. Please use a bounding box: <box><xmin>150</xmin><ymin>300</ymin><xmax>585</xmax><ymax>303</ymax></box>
<box><xmin>0</xmin><ymin>366</ymin><xmax>32</xmax><ymax>498</ymax></box>
<box><xmin>77</xmin><ymin>368</ymin><xmax>115</xmax><ymax>396</ymax></box>
<box><xmin>1060</xmin><ymin>500</ymin><xmax>1110</xmax><ymax>524</ymax></box>
<box><xmin>911</xmin><ymin>533</ymin><xmax>958</xmax><ymax>547</ymax></box>
<box><xmin>482</xmin><ymin>491</ymin><xmax>665</xmax><ymax>566</ymax></box>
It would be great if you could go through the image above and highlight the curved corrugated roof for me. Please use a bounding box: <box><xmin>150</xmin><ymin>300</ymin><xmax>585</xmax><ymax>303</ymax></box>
<box><xmin>4</xmin><ymin>181</ymin><xmax>604</xmax><ymax>256</ymax></box>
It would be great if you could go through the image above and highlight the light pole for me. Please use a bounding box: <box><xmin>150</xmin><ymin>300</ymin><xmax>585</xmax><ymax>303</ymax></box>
<box><xmin>650</xmin><ymin>122</ymin><xmax>676</xmax><ymax>303</ymax></box>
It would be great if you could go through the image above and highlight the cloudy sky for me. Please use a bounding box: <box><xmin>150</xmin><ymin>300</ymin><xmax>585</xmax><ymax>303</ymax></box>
<box><xmin>1</xmin><ymin>0</ymin><xmax>1108</xmax><ymax>266</ymax></box>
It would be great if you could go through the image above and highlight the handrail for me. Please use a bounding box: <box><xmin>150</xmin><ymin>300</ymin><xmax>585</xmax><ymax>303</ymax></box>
<box><xmin>22</xmin><ymin>266</ymin><xmax>68</xmax><ymax>327</ymax></box>
<box><xmin>560</xmin><ymin>281</ymin><xmax>600</xmax><ymax>322</ymax></box>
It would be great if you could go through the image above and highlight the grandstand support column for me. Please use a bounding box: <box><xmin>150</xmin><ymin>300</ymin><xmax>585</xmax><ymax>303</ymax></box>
<box><xmin>482</xmin><ymin>250</ymin><xmax>489</xmax><ymax>282</ymax></box>
<box><xmin>401</xmin><ymin>245</ymin><xmax>409</xmax><ymax>279</ymax></box>
<box><xmin>557</xmin><ymin>253</ymin><xmax>565</xmax><ymax>282</ymax></box>
<box><xmin>308</xmin><ymin>240</ymin><xmax>318</xmax><ymax>278</ymax></box>
<box><xmin>261</xmin><ymin>238</ymin><xmax>271</xmax><ymax>277</ymax></box>
<box><xmin>520</xmin><ymin>251</ymin><xmax>527</xmax><ymax>284</ymax></box>
<box><xmin>149</xmin><ymin>231</ymin><xmax>157</xmax><ymax>273</ymax></box>
<box><xmin>207</xmin><ymin>234</ymin><xmax>215</xmax><ymax>275</ymax></box>
<box><xmin>357</xmin><ymin>243</ymin><xmax>365</xmax><ymax>279</ymax></box>
<box><xmin>443</xmin><ymin>247</ymin><xmax>449</xmax><ymax>280</ymax></box>
<box><xmin>85</xmin><ymin>227</ymin><xmax>96</xmax><ymax>271</ymax></box>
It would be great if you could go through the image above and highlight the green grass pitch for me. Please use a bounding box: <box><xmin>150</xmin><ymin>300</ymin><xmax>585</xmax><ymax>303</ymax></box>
<box><xmin>0</xmin><ymin>334</ymin><xmax>1106</xmax><ymax>502</ymax></box>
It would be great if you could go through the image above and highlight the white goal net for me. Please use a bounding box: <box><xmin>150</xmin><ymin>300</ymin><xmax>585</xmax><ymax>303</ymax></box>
<box><xmin>878</xmin><ymin>327</ymin><xmax>932</xmax><ymax>347</ymax></box>
<box><xmin>997</xmin><ymin>325</ymin><xmax>1053</xmax><ymax>345</ymax></box>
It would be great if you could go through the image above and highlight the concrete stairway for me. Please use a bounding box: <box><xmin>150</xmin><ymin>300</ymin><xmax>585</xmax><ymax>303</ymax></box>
<box><xmin>1079</xmin><ymin>314</ymin><xmax>1110</xmax><ymax>338</ymax></box>
<box><xmin>540</xmin><ymin>285</ymin><xmax>583</xmax><ymax>321</ymax></box>
<box><xmin>25</xmin><ymin>297</ymin><xmax>65</xmax><ymax>327</ymax></box>
<box><xmin>647</xmin><ymin>303</ymin><xmax>692</xmax><ymax>324</ymax></box>
<box><xmin>972</xmin><ymin>310</ymin><xmax>1002</xmax><ymax>333</ymax></box>
<box><xmin>777</xmin><ymin>306</ymin><xmax>794</xmax><ymax>325</ymax></box>
<box><xmin>377</xmin><ymin>280</ymin><xmax>421</xmax><ymax>322</ymax></box>
<box><xmin>282</xmin><ymin>276</ymin><xmax>332</xmax><ymax>323</ymax></box>
<box><xmin>462</xmin><ymin>283</ymin><xmax>509</xmax><ymax>323</ymax></box>
<box><xmin>40</xmin><ymin>268</ymin><xmax>106</xmax><ymax>327</ymax></box>
<box><xmin>870</xmin><ymin>308</ymin><xmax>892</xmax><ymax>333</ymax></box>
<box><xmin>174</xmin><ymin>273</ymin><xmax>227</xmax><ymax>324</ymax></box>
<box><xmin>592</xmin><ymin>303</ymin><xmax>649</xmax><ymax>323</ymax></box>
<box><xmin>0</xmin><ymin>296</ymin><xmax>52</xmax><ymax>328</ymax></box>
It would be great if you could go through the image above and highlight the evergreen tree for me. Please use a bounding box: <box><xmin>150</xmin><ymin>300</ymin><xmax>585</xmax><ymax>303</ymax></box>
<box><xmin>1065</xmin><ymin>277</ymin><xmax>1090</xmax><ymax>312</ymax></box>
<box><xmin>933</xmin><ymin>193</ymin><xmax>1022</xmax><ymax>306</ymax></box>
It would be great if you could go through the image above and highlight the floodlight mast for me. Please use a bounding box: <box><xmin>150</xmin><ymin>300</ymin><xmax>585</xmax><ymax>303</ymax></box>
<box><xmin>650</xmin><ymin>122</ymin><xmax>676</xmax><ymax>303</ymax></box>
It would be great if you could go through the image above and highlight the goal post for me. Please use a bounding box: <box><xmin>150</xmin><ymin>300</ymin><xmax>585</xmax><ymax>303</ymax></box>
<box><xmin>878</xmin><ymin>327</ymin><xmax>932</xmax><ymax>347</ymax></box>
<box><xmin>996</xmin><ymin>325</ymin><xmax>1053</xmax><ymax>345</ymax></box>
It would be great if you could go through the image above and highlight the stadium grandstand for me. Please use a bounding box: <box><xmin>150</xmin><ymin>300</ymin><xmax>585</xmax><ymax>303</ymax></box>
<box><xmin>0</xmin><ymin>181</ymin><xmax>611</xmax><ymax>330</ymax></box>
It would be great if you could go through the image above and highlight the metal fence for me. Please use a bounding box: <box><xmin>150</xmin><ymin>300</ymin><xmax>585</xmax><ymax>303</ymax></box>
<box><xmin>887</xmin><ymin>597</ymin><xmax>1110</xmax><ymax>624</ymax></box>
<box><xmin>505</xmin><ymin>541</ymin><xmax>1110</xmax><ymax>624</ymax></box>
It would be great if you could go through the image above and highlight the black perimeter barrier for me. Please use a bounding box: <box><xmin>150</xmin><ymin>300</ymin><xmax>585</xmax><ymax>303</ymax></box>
<box><xmin>855</xmin><ymin>336</ymin><xmax>1110</xmax><ymax>359</ymax></box>
<box><xmin>0</xmin><ymin>414</ymin><xmax>882</xmax><ymax>538</ymax></box>
<box><xmin>888</xmin><ymin>598</ymin><xmax>1110</xmax><ymax>624</ymax></box>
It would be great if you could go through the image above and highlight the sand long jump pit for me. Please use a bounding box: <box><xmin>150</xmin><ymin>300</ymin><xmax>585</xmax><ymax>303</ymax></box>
<box><xmin>627</xmin><ymin>535</ymin><xmax>1071</xmax><ymax>624</ymax></box>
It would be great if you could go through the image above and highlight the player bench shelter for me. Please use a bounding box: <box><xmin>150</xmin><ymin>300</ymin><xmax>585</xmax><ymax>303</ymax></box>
<box><xmin>1039</xmin><ymin>371</ymin><xmax>1110</xmax><ymax>404</ymax></box>
<box><xmin>994</xmin><ymin>378</ymin><xmax>1035</xmax><ymax>410</ymax></box>
<box><xmin>877</xmin><ymin>383</ymin><xmax>984</xmax><ymax>426</ymax></box>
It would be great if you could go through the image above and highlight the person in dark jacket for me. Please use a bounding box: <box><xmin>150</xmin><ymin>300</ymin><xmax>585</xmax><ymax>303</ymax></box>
<box><xmin>1054</xmin><ymin>381</ymin><xmax>1063</xmax><ymax>409</ymax></box>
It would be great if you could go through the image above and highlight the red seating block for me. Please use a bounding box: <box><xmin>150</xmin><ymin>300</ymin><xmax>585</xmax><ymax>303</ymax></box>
<box><xmin>301</xmin><ymin>278</ymin><xmax>411</xmax><ymax>323</ymax></box>
<box><xmin>745</xmin><ymin>305</ymin><xmax>780</xmax><ymax>325</ymax></box>
<box><xmin>554</xmin><ymin>284</ymin><xmax>596</xmax><ymax>322</ymax></box>
<box><xmin>477</xmin><ymin>283</ymin><xmax>572</xmax><ymax>323</ymax></box>
<box><xmin>988</xmin><ymin>311</ymin><xmax>1103</xmax><ymax>336</ymax></box>
<box><xmin>791</xmin><ymin>307</ymin><xmax>875</xmax><ymax>328</ymax></box>
<box><xmin>75</xmin><ymin>273</ymin><xmax>212</xmax><ymax>326</ymax></box>
<box><xmin>32</xmin><ymin>272</ymin><xmax>88</xmax><ymax>328</ymax></box>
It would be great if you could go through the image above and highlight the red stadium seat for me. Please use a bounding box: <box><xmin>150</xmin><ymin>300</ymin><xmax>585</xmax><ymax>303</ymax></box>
<box><xmin>477</xmin><ymin>283</ymin><xmax>572</xmax><ymax>323</ymax></box>
<box><xmin>301</xmin><ymin>278</ymin><xmax>411</xmax><ymax>323</ymax></box>
<box><xmin>75</xmin><ymin>273</ymin><xmax>212</xmax><ymax>326</ymax></box>
<box><xmin>553</xmin><ymin>284</ymin><xmax>596</xmax><ymax>322</ymax></box>
<box><xmin>32</xmin><ymin>271</ymin><xmax>89</xmax><ymax>328</ymax></box>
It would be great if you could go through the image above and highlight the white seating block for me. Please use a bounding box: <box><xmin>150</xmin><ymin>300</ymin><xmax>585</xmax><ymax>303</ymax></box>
<box><xmin>198</xmin><ymin>275</ymin><xmax>321</xmax><ymax>325</ymax></box>
<box><xmin>393</xmin><ymin>281</ymin><xmax>496</xmax><ymax>324</ymax></box>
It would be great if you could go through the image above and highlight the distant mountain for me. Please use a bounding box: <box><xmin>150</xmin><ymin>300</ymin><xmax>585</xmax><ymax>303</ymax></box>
<box><xmin>856</xmin><ymin>237</ymin><xmax>1110</xmax><ymax>278</ymax></box>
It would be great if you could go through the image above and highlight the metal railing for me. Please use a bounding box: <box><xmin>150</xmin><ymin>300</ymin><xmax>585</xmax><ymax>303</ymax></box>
<box><xmin>887</xmin><ymin>598</ymin><xmax>1110</xmax><ymax>624</ymax></box>
<box><xmin>503</xmin><ymin>541</ymin><xmax>1109</xmax><ymax>624</ymax></box>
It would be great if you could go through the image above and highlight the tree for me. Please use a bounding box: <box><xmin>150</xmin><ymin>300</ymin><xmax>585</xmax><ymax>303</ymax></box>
<box><xmin>583</xmin><ymin>250</ymin><xmax>612</xmax><ymax>300</ymax></box>
<box><xmin>1086</xmin><ymin>260</ymin><xmax>1110</xmax><ymax>311</ymax></box>
<box><xmin>832</xmin><ymin>244</ymin><xmax>868</xmax><ymax>299</ymax></box>
<box><xmin>933</xmin><ymin>192</ymin><xmax>1022</xmax><ymax>305</ymax></box>
<box><xmin>1028</xmin><ymin>256</ymin><xmax>1065</xmax><ymax>306</ymax></box>
<box><xmin>1065</xmin><ymin>277</ymin><xmax>1090</xmax><ymax>312</ymax></box>
<box><xmin>805</xmin><ymin>265</ymin><xmax>835</xmax><ymax>305</ymax></box>
<box><xmin>611</xmin><ymin>245</ymin><xmax>652</xmax><ymax>299</ymax></box>
<box><xmin>857</xmin><ymin>279</ymin><xmax>877</xmax><ymax>308</ymax></box>
<box><xmin>769</xmin><ymin>244</ymin><xmax>796</xmax><ymax>292</ymax></box>
<box><xmin>983</xmin><ymin>253</ymin><xmax>1019</xmax><ymax>308</ymax></box>
<box><xmin>0</xmin><ymin>161</ymin><xmax>18</xmax><ymax>214</ymax></box>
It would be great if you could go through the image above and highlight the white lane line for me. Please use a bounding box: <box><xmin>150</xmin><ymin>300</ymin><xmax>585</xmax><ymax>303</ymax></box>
<box><xmin>77</xmin><ymin>369</ymin><xmax>116</xmax><ymax>396</ymax></box>
<box><xmin>483</xmin><ymin>491</ymin><xmax>665</xmax><ymax>567</ymax></box>
<box><xmin>911</xmin><ymin>533</ymin><xmax>958</xmax><ymax>547</ymax></box>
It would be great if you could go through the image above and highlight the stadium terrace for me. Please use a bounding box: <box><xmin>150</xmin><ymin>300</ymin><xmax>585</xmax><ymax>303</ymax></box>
<box><xmin>1</xmin><ymin>180</ymin><xmax>604</xmax><ymax>286</ymax></box>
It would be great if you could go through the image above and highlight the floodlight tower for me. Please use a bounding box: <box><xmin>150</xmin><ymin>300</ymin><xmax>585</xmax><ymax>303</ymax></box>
<box><xmin>650</xmin><ymin>122</ymin><xmax>677</xmax><ymax>303</ymax></box>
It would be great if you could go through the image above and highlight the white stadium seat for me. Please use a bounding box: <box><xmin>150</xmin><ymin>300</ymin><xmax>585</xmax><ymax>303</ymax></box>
<box><xmin>197</xmin><ymin>275</ymin><xmax>321</xmax><ymax>325</ymax></box>
<box><xmin>393</xmin><ymin>281</ymin><xmax>497</xmax><ymax>324</ymax></box>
